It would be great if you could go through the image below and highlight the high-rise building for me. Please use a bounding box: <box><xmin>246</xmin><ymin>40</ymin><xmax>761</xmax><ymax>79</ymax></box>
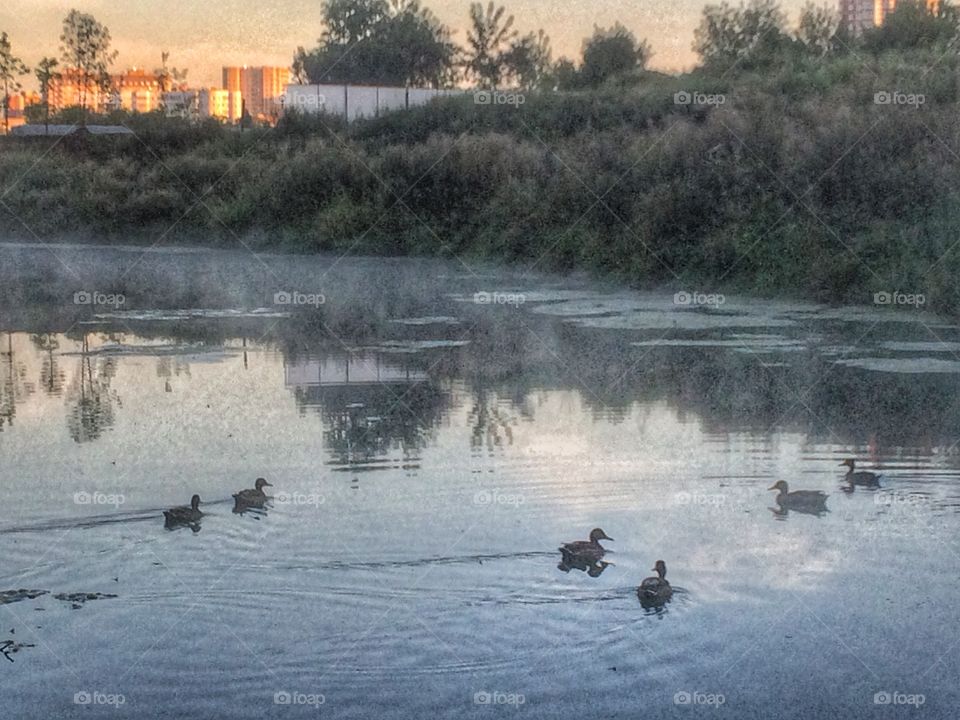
<box><xmin>112</xmin><ymin>69</ymin><xmax>162</xmax><ymax>113</ymax></box>
<box><xmin>50</xmin><ymin>68</ymin><xmax>161</xmax><ymax>113</ymax></box>
<box><xmin>49</xmin><ymin>68</ymin><xmax>110</xmax><ymax>113</ymax></box>
<box><xmin>222</xmin><ymin>66</ymin><xmax>290</xmax><ymax>121</ymax></box>
<box><xmin>839</xmin><ymin>0</ymin><xmax>940</xmax><ymax>36</ymax></box>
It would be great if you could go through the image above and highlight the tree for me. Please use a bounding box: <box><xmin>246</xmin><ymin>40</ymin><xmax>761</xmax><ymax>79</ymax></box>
<box><xmin>580</xmin><ymin>23</ymin><xmax>650</xmax><ymax>87</ymax></box>
<box><xmin>34</xmin><ymin>56</ymin><xmax>60</xmax><ymax>131</ymax></box>
<box><xmin>795</xmin><ymin>3</ymin><xmax>840</xmax><ymax>57</ymax></box>
<box><xmin>0</xmin><ymin>32</ymin><xmax>29</xmax><ymax>134</ymax></box>
<box><xmin>292</xmin><ymin>46</ymin><xmax>310</xmax><ymax>84</ymax></box>
<box><xmin>154</xmin><ymin>51</ymin><xmax>188</xmax><ymax>93</ymax></box>
<box><xmin>297</xmin><ymin>0</ymin><xmax>457</xmax><ymax>87</ymax></box>
<box><xmin>862</xmin><ymin>0</ymin><xmax>960</xmax><ymax>51</ymax></box>
<box><xmin>59</xmin><ymin>9</ymin><xmax>118</xmax><ymax>123</ymax></box>
<box><xmin>693</xmin><ymin>0</ymin><xmax>790</xmax><ymax>70</ymax></box>
<box><xmin>464</xmin><ymin>2</ymin><xmax>518</xmax><ymax>88</ymax></box>
<box><xmin>502</xmin><ymin>29</ymin><xmax>552</xmax><ymax>88</ymax></box>
<box><xmin>550</xmin><ymin>57</ymin><xmax>583</xmax><ymax>90</ymax></box>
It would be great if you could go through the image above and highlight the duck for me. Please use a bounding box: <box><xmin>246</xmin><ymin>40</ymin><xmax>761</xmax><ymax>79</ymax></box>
<box><xmin>768</xmin><ymin>481</ymin><xmax>828</xmax><ymax>512</ymax></box>
<box><xmin>638</xmin><ymin>560</ymin><xmax>673</xmax><ymax>604</ymax></box>
<box><xmin>163</xmin><ymin>495</ymin><xmax>203</xmax><ymax>525</ymax></box>
<box><xmin>840</xmin><ymin>459</ymin><xmax>881</xmax><ymax>487</ymax></box>
<box><xmin>233</xmin><ymin>477</ymin><xmax>272</xmax><ymax>504</ymax></box>
<box><xmin>559</xmin><ymin>528</ymin><xmax>613</xmax><ymax>563</ymax></box>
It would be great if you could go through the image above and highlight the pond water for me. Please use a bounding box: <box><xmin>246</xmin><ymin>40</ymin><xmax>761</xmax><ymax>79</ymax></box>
<box><xmin>1</xmin><ymin>243</ymin><xmax>959</xmax><ymax>719</ymax></box>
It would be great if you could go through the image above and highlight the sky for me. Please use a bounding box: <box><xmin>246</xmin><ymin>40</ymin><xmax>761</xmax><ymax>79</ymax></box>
<box><xmin>2</xmin><ymin>0</ymin><xmax>813</xmax><ymax>89</ymax></box>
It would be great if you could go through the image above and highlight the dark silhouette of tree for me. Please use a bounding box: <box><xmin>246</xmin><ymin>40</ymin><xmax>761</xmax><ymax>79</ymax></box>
<box><xmin>59</xmin><ymin>9</ymin><xmax>118</xmax><ymax>124</ymax></box>
<box><xmin>0</xmin><ymin>32</ymin><xmax>29</xmax><ymax>134</ymax></box>
<box><xmin>693</xmin><ymin>0</ymin><xmax>790</xmax><ymax>70</ymax></box>
<box><xmin>33</xmin><ymin>57</ymin><xmax>60</xmax><ymax>132</ymax></box>
<box><xmin>464</xmin><ymin>2</ymin><xmax>517</xmax><ymax>88</ymax></box>
<box><xmin>862</xmin><ymin>0</ymin><xmax>960</xmax><ymax>51</ymax></box>
<box><xmin>298</xmin><ymin>0</ymin><xmax>457</xmax><ymax>87</ymax></box>
<box><xmin>794</xmin><ymin>3</ymin><xmax>841</xmax><ymax>56</ymax></box>
<box><xmin>580</xmin><ymin>23</ymin><xmax>650</xmax><ymax>87</ymax></box>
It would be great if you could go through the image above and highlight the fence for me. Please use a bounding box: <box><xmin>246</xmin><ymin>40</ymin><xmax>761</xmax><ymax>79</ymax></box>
<box><xmin>282</xmin><ymin>85</ymin><xmax>464</xmax><ymax>121</ymax></box>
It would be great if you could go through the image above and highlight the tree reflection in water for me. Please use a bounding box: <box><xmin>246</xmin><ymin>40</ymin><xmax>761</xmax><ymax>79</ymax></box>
<box><xmin>66</xmin><ymin>335</ymin><xmax>120</xmax><ymax>443</ymax></box>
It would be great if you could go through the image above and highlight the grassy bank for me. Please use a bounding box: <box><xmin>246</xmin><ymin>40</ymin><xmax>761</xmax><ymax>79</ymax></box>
<box><xmin>2</xmin><ymin>51</ymin><xmax>960</xmax><ymax>313</ymax></box>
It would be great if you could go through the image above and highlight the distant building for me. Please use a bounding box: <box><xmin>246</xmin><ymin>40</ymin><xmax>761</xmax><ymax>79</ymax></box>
<box><xmin>159</xmin><ymin>89</ymin><xmax>242</xmax><ymax>123</ymax></box>
<box><xmin>2</xmin><ymin>92</ymin><xmax>40</xmax><ymax>133</ymax></box>
<box><xmin>223</xmin><ymin>66</ymin><xmax>290</xmax><ymax>121</ymax></box>
<box><xmin>49</xmin><ymin>68</ymin><xmax>110</xmax><ymax>113</ymax></box>
<box><xmin>198</xmin><ymin>88</ymin><xmax>243</xmax><ymax>123</ymax></box>
<box><xmin>112</xmin><ymin>69</ymin><xmax>162</xmax><ymax>113</ymax></box>
<box><xmin>839</xmin><ymin>0</ymin><xmax>940</xmax><ymax>36</ymax></box>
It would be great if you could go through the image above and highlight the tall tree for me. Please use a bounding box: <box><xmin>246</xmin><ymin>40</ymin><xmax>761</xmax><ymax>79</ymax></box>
<box><xmin>693</xmin><ymin>0</ymin><xmax>790</xmax><ymax>70</ymax></box>
<box><xmin>154</xmin><ymin>51</ymin><xmax>188</xmax><ymax>113</ymax></box>
<box><xmin>580</xmin><ymin>23</ymin><xmax>650</xmax><ymax>87</ymax></box>
<box><xmin>34</xmin><ymin>56</ymin><xmax>60</xmax><ymax>131</ymax></box>
<box><xmin>298</xmin><ymin>0</ymin><xmax>456</xmax><ymax>87</ymax></box>
<box><xmin>464</xmin><ymin>2</ymin><xmax>517</xmax><ymax>88</ymax></box>
<box><xmin>0</xmin><ymin>32</ymin><xmax>29</xmax><ymax>134</ymax></box>
<box><xmin>794</xmin><ymin>3</ymin><xmax>841</xmax><ymax>56</ymax></box>
<box><xmin>502</xmin><ymin>29</ymin><xmax>552</xmax><ymax>88</ymax></box>
<box><xmin>59</xmin><ymin>9</ymin><xmax>118</xmax><ymax>123</ymax></box>
<box><xmin>862</xmin><ymin>0</ymin><xmax>960</xmax><ymax>51</ymax></box>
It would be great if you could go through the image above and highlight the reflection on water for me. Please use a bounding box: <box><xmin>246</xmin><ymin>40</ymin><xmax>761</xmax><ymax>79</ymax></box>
<box><xmin>2</xmin><ymin>245</ymin><xmax>960</xmax><ymax>718</ymax></box>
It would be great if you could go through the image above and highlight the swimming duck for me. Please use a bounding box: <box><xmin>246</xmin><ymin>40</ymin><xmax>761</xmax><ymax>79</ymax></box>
<box><xmin>559</xmin><ymin>528</ymin><xmax>613</xmax><ymax>563</ymax></box>
<box><xmin>840</xmin><ymin>459</ymin><xmax>881</xmax><ymax>487</ymax></box>
<box><xmin>768</xmin><ymin>481</ymin><xmax>828</xmax><ymax>511</ymax></box>
<box><xmin>233</xmin><ymin>477</ymin><xmax>272</xmax><ymax>504</ymax></box>
<box><xmin>638</xmin><ymin>560</ymin><xmax>673</xmax><ymax>604</ymax></box>
<box><xmin>163</xmin><ymin>495</ymin><xmax>203</xmax><ymax>525</ymax></box>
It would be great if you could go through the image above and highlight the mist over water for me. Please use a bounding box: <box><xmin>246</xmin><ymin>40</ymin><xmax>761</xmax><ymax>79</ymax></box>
<box><xmin>1</xmin><ymin>243</ymin><xmax>959</xmax><ymax>719</ymax></box>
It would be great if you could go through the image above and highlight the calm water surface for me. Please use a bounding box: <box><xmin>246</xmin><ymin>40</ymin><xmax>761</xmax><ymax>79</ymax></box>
<box><xmin>1</xmin><ymin>244</ymin><xmax>959</xmax><ymax>718</ymax></box>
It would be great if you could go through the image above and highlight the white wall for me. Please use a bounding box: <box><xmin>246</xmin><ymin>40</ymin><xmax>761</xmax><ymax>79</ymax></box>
<box><xmin>282</xmin><ymin>85</ymin><xmax>463</xmax><ymax>121</ymax></box>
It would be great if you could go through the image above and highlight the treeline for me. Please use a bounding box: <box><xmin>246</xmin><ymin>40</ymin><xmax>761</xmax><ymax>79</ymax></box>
<box><xmin>2</xmin><ymin>0</ymin><xmax>960</xmax><ymax>313</ymax></box>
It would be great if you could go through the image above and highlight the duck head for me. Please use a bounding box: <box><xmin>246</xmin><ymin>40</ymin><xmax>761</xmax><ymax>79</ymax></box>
<box><xmin>768</xmin><ymin>480</ymin><xmax>789</xmax><ymax>493</ymax></box>
<box><xmin>254</xmin><ymin>478</ymin><xmax>273</xmax><ymax>491</ymax></box>
<box><xmin>190</xmin><ymin>494</ymin><xmax>201</xmax><ymax>510</ymax></box>
<box><xmin>652</xmin><ymin>560</ymin><xmax>667</xmax><ymax>579</ymax></box>
<box><xmin>589</xmin><ymin>528</ymin><xmax>613</xmax><ymax>543</ymax></box>
<box><xmin>840</xmin><ymin>459</ymin><xmax>855</xmax><ymax>470</ymax></box>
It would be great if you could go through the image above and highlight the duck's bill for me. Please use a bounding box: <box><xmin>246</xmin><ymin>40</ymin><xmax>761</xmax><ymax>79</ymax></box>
<box><xmin>767</xmin><ymin>484</ymin><xmax>778</xmax><ymax>490</ymax></box>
